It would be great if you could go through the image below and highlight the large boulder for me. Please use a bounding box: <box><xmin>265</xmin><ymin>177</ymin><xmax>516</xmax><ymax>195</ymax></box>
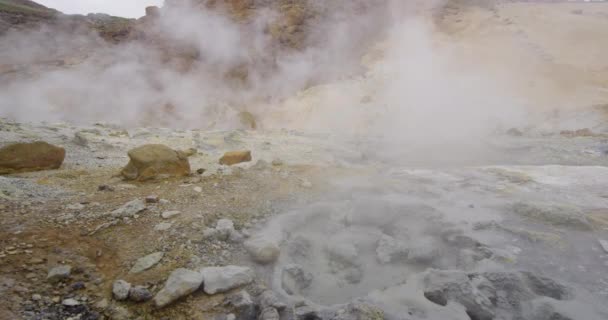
<box><xmin>121</xmin><ymin>144</ymin><xmax>191</xmax><ymax>181</ymax></box>
<box><xmin>0</xmin><ymin>141</ymin><xmax>65</xmax><ymax>174</ymax></box>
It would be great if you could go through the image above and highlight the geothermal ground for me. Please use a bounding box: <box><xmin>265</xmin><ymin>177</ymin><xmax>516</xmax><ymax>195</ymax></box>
<box><xmin>2</xmin><ymin>1</ymin><xmax>608</xmax><ymax>320</ymax></box>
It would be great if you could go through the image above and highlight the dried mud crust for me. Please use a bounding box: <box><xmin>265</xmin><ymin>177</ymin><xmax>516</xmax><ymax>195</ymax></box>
<box><xmin>0</xmin><ymin>164</ymin><xmax>328</xmax><ymax>319</ymax></box>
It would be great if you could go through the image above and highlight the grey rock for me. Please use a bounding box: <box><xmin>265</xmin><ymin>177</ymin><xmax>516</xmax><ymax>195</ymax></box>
<box><xmin>216</xmin><ymin>219</ymin><xmax>236</xmax><ymax>241</ymax></box>
<box><xmin>224</xmin><ymin>291</ymin><xmax>256</xmax><ymax>320</ymax></box>
<box><xmin>423</xmin><ymin>270</ymin><xmax>495</xmax><ymax>320</ymax></box>
<box><xmin>47</xmin><ymin>265</ymin><xmax>71</xmax><ymax>283</ymax></box>
<box><xmin>259</xmin><ymin>307</ymin><xmax>280</xmax><ymax>320</ymax></box>
<box><xmin>200</xmin><ymin>266</ymin><xmax>254</xmax><ymax>294</ymax></box>
<box><xmin>130</xmin><ymin>252</ymin><xmax>164</xmax><ymax>274</ymax></box>
<box><xmin>153</xmin><ymin>268</ymin><xmax>204</xmax><ymax>308</ymax></box>
<box><xmin>281</xmin><ymin>264</ymin><xmax>313</xmax><ymax>295</ymax></box>
<box><xmin>111</xmin><ymin>199</ymin><xmax>146</xmax><ymax>218</ymax></box>
<box><xmin>259</xmin><ymin>290</ymin><xmax>287</xmax><ymax>310</ymax></box>
<box><xmin>129</xmin><ymin>286</ymin><xmax>153</xmax><ymax>302</ymax></box>
<box><xmin>245</xmin><ymin>237</ymin><xmax>280</xmax><ymax>264</ymax></box>
<box><xmin>112</xmin><ymin>280</ymin><xmax>131</xmax><ymax>301</ymax></box>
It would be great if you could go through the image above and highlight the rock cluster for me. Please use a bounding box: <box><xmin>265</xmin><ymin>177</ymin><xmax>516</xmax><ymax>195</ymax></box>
<box><xmin>152</xmin><ymin>265</ymin><xmax>254</xmax><ymax>308</ymax></box>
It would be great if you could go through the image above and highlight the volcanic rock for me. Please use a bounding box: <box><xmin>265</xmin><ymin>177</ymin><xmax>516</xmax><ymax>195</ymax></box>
<box><xmin>121</xmin><ymin>144</ymin><xmax>191</xmax><ymax>181</ymax></box>
<box><xmin>153</xmin><ymin>268</ymin><xmax>204</xmax><ymax>308</ymax></box>
<box><xmin>219</xmin><ymin>150</ymin><xmax>252</xmax><ymax>166</ymax></box>
<box><xmin>0</xmin><ymin>141</ymin><xmax>65</xmax><ymax>174</ymax></box>
<box><xmin>200</xmin><ymin>266</ymin><xmax>254</xmax><ymax>294</ymax></box>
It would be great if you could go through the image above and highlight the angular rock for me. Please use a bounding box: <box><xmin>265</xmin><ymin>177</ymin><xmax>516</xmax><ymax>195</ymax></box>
<box><xmin>200</xmin><ymin>266</ymin><xmax>254</xmax><ymax>294</ymax></box>
<box><xmin>111</xmin><ymin>199</ymin><xmax>146</xmax><ymax>218</ymax></box>
<box><xmin>47</xmin><ymin>265</ymin><xmax>71</xmax><ymax>283</ymax></box>
<box><xmin>129</xmin><ymin>252</ymin><xmax>164</xmax><ymax>274</ymax></box>
<box><xmin>219</xmin><ymin>150</ymin><xmax>252</xmax><ymax>166</ymax></box>
<box><xmin>112</xmin><ymin>280</ymin><xmax>131</xmax><ymax>301</ymax></box>
<box><xmin>153</xmin><ymin>268</ymin><xmax>204</xmax><ymax>308</ymax></box>
<box><xmin>0</xmin><ymin>141</ymin><xmax>65</xmax><ymax>174</ymax></box>
<box><xmin>129</xmin><ymin>286</ymin><xmax>153</xmax><ymax>302</ymax></box>
<box><xmin>245</xmin><ymin>237</ymin><xmax>280</xmax><ymax>264</ymax></box>
<box><xmin>121</xmin><ymin>144</ymin><xmax>191</xmax><ymax>181</ymax></box>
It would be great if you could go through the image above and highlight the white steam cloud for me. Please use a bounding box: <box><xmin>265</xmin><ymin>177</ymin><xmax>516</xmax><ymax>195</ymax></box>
<box><xmin>0</xmin><ymin>0</ymin><xmax>528</xmax><ymax>157</ymax></box>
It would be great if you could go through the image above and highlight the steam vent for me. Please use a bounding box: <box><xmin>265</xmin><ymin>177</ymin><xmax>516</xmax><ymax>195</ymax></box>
<box><xmin>1</xmin><ymin>1</ymin><xmax>608</xmax><ymax>320</ymax></box>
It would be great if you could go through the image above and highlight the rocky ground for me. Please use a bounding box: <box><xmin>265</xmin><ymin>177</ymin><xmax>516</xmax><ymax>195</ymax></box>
<box><xmin>1</xmin><ymin>108</ymin><xmax>608</xmax><ymax>320</ymax></box>
<box><xmin>2</xmin><ymin>1</ymin><xmax>608</xmax><ymax>320</ymax></box>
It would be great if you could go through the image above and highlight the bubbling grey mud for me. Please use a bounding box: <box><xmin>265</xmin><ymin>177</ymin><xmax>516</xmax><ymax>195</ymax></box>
<box><xmin>247</xmin><ymin>167</ymin><xmax>608</xmax><ymax>320</ymax></box>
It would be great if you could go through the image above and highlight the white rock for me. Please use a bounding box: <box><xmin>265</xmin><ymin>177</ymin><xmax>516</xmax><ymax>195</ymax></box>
<box><xmin>161</xmin><ymin>211</ymin><xmax>181</xmax><ymax>219</ymax></box>
<box><xmin>194</xmin><ymin>186</ymin><xmax>203</xmax><ymax>193</ymax></box>
<box><xmin>154</xmin><ymin>222</ymin><xmax>172</xmax><ymax>231</ymax></box>
<box><xmin>245</xmin><ymin>237</ymin><xmax>280</xmax><ymax>264</ymax></box>
<box><xmin>130</xmin><ymin>252</ymin><xmax>164</xmax><ymax>274</ymax></box>
<box><xmin>62</xmin><ymin>298</ymin><xmax>80</xmax><ymax>306</ymax></box>
<box><xmin>112</xmin><ymin>280</ymin><xmax>131</xmax><ymax>301</ymax></box>
<box><xmin>153</xmin><ymin>268</ymin><xmax>204</xmax><ymax>308</ymax></box>
<box><xmin>111</xmin><ymin>199</ymin><xmax>146</xmax><ymax>218</ymax></box>
<box><xmin>200</xmin><ymin>266</ymin><xmax>254</xmax><ymax>294</ymax></box>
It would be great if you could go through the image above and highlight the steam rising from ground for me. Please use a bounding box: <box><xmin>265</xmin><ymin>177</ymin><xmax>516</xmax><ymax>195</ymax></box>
<box><xmin>0</xmin><ymin>0</ymin><xmax>526</xmax><ymax>147</ymax></box>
